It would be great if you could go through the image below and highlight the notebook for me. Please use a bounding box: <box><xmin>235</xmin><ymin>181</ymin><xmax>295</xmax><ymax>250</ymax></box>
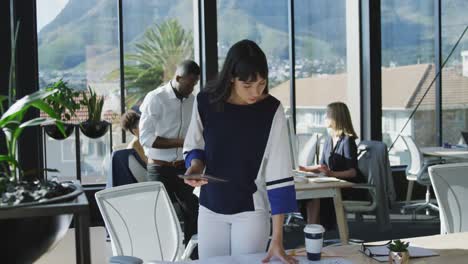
<box><xmin>309</xmin><ymin>177</ymin><xmax>341</xmax><ymax>183</ymax></box>
<box><xmin>360</xmin><ymin>244</ymin><xmax>439</xmax><ymax>262</ymax></box>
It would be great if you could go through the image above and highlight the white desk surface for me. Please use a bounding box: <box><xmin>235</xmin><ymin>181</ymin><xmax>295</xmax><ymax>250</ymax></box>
<box><xmin>321</xmin><ymin>232</ymin><xmax>468</xmax><ymax>264</ymax></box>
<box><xmin>151</xmin><ymin>253</ymin><xmax>351</xmax><ymax>264</ymax></box>
<box><xmin>152</xmin><ymin>232</ymin><xmax>468</xmax><ymax>264</ymax></box>
<box><xmin>295</xmin><ymin>179</ymin><xmax>355</xmax><ymax>191</ymax></box>
<box><xmin>421</xmin><ymin>146</ymin><xmax>468</xmax><ymax>159</ymax></box>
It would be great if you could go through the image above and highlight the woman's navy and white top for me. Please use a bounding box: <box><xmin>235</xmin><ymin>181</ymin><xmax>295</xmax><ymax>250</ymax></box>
<box><xmin>184</xmin><ymin>92</ymin><xmax>297</xmax><ymax>215</ymax></box>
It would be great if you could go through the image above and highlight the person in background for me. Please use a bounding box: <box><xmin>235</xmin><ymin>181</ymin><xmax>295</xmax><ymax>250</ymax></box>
<box><xmin>299</xmin><ymin>102</ymin><xmax>366</xmax><ymax>228</ymax></box>
<box><xmin>121</xmin><ymin>110</ymin><xmax>147</xmax><ymax>164</ymax></box>
<box><xmin>183</xmin><ymin>40</ymin><xmax>298</xmax><ymax>264</ymax></box>
<box><xmin>139</xmin><ymin>60</ymin><xmax>200</xmax><ymax>245</ymax></box>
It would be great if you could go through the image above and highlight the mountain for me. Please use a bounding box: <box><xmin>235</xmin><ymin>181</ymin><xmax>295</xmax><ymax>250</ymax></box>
<box><xmin>37</xmin><ymin>0</ymin><xmax>468</xmax><ymax>72</ymax></box>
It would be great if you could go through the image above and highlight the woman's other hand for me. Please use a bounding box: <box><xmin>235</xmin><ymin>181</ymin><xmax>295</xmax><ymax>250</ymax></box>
<box><xmin>262</xmin><ymin>240</ymin><xmax>298</xmax><ymax>264</ymax></box>
<box><xmin>184</xmin><ymin>178</ymin><xmax>208</xmax><ymax>187</ymax></box>
<box><xmin>299</xmin><ymin>165</ymin><xmax>320</xmax><ymax>173</ymax></box>
<box><xmin>318</xmin><ymin>165</ymin><xmax>334</xmax><ymax>177</ymax></box>
<box><xmin>184</xmin><ymin>159</ymin><xmax>207</xmax><ymax>187</ymax></box>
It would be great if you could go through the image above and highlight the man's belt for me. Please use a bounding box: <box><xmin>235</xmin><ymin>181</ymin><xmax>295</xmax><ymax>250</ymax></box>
<box><xmin>149</xmin><ymin>159</ymin><xmax>185</xmax><ymax>168</ymax></box>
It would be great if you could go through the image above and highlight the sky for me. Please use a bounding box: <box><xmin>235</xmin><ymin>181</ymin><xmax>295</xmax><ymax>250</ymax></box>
<box><xmin>36</xmin><ymin>0</ymin><xmax>69</xmax><ymax>32</ymax></box>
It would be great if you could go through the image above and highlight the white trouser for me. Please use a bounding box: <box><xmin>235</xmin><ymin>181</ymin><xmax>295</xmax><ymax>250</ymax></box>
<box><xmin>198</xmin><ymin>206</ymin><xmax>271</xmax><ymax>259</ymax></box>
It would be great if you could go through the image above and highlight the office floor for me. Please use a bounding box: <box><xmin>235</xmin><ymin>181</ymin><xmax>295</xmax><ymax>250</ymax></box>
<box><xmin>285</xmin><ymin>201</ymin><xmax>440</xmax><ymax>250</ymax></box>
<box><xmin>35</xmin><ymin>202</ymin><xmax>439</xmax><ymax>264</ymax></box>
<box><xmin>35</xmin><ymin>227</ymin><xmax>111</xmax><ymax>264</ymax></box>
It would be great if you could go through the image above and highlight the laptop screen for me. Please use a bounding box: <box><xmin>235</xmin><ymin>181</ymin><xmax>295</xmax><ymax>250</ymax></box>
<box><xmin>461</xmin><ymin>131</ymin><xmax>468</xmax><ymax>144</ymax></box>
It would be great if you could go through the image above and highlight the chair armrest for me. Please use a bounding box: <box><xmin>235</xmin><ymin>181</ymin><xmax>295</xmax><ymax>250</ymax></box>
<box><xmin>348</xmin><ymin>183</ymin><xmax>375</xmax><ymax>190</ymax></box>
<box><xmin>180</xmin><ymin>234</ymin><xmax>198</xmax><ymax>260</ymax></box>
<box><xmin>343</xmin><ymin>184</ymin><xmax>378</xmax><ymax>213</ymax></box>
<box><xmin>348</xmin><ymin>184</ymin><xmax>377</xmax><ymax>204</ymax></box>
<box><xmin>109</xmin><ymin>256</ymin><xmax>143</xmax><ymax>264</ymax></box>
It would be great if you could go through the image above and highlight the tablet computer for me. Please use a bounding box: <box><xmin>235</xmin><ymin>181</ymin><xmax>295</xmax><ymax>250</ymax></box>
<box><xmin>178</xmin><ymin>174</ymin><xmax>228</xmax><ymax>183</ymax></box>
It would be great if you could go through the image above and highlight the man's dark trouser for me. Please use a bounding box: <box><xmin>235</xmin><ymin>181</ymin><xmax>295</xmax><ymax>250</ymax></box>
<box><xmin>147</xmin><ymin>164</ymin><xmax>199</xmax><ymax>245</ymax></box>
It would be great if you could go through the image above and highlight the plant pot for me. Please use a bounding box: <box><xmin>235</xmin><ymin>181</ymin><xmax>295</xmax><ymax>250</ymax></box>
<box><xmin>0</xmin><ymin>183</ymin><xmax>83</xmax><ymax>263</ymax></box>
<box><xmin>389</xmin><ymin>251</ymin><xmax>410</xmax><ymax>264</ymax></box>
<box><xmin>44</xmin><ymin>123</ymin><xmax>75</xmax><ymax>140</ymax></box>
<box><xmin>80</xmin><ymin>120</ymin><xmax>110</xmax><ymax>139</ymax></box>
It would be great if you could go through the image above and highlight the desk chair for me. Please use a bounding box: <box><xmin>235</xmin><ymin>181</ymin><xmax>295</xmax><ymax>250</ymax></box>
<box><xmin>343</xmin><ymin>140</ymin><xmax>396</xmax><ymax>231</ymax></box>
<box><xmin>128</xmin><ymin>153</ymin><xmax>147</xmax><ymax>183</ymax></box>
<box><xmin>401</xmin><ymin>136</ymin><xmax>441</xmax><ymax>216</ymax></box>
<box><xmin>96</xmin><ymin>182</ymin><xmax>197</xmax><ymax>263</ymax></box>
<box><xmin>284</xmin><ymin>116</ymin><xmax>301</xmax><ymax>225</ymax></box>
<box><xmin>108</xmin><ymin>149</ymin><xmax>147</xmax><ymax>188</ymax></box>
<box><xmin>429</xmin><ymin>163</ymin><xmax>468</xmax><ymax>234</ymax></box>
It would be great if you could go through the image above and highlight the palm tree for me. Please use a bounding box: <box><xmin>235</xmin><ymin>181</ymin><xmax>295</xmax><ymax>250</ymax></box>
<box><xmin>124</xmin><ymin>19</ymin><xmax>194</xmax><ymax>107</ymax></box>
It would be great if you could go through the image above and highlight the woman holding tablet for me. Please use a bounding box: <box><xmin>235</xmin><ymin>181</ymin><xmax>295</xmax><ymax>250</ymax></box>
<box><xmin>183</xmin><ymin>40</ymin><xmax>298</xmax><ymax>264</ymax></box>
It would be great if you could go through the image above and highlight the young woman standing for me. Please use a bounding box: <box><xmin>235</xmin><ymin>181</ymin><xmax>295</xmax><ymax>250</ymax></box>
<box><xmin>183</xmin><ymin>40</ymin><xmax>298</xmax><ymax>264</ymax></box>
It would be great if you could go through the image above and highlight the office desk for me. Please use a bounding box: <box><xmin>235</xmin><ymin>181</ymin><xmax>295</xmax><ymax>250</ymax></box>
<box><xmin>295</xmin><ymin>180</ymin><xmax>355</xmax><ymax>245</ymax></box>
<box><xmin>321</xmin><ymin>232</ymin><xmax>468</xmax><ymax>263</ymax></box>
<box><xmin>152</xmin><ymin>232</ymin><xmax>468</xmax><ymax>264</ymax></box>
<box><xmin>421</xmin><ymin>147</ymin><xmax>468</xmax><ymax>159</ymax></box>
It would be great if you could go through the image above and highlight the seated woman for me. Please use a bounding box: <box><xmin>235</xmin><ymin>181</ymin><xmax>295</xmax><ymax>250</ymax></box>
<box><xmin>300</xmin><ymin>102</ymin><xmax>365</xmax><ymax>229</ymax></box>
<box><xmin>121</xmin><ymin>110</ymin><xmax>148</xmax><ymax>164</ymax></box>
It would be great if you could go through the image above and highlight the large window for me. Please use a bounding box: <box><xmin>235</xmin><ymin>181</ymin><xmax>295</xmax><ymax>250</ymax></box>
<box><xmin>37</xmin><ymin>0</ymin><xmax>120</xmax><ymax>184</ymax></box>
<box><xmin>36</xmin><ymin>0</ymin><xmax>196</xmax><ymax>184</ymax></box>
<box><xmin>293</xmin><ymin>0</ymin><xmax>360</xmax><ymax>157</ymax></box>
<box><xmin>442</xmin><ymin>0</ymin><xmax>468</xmax><ymax>145</ymax></box>
<box><xmin>381</xmin><ymin>0</ymin><xmax>436</xmax><ymax>165</ymax></box>
<box><xmin>121</xmin><ymin>0</ymin><xmax>195</xmax><ymax>120</ymax></box>
<box><xmin>217</xmin><ymin>0</ymin><xmax>290</xmax><ymax>108</ymax></box>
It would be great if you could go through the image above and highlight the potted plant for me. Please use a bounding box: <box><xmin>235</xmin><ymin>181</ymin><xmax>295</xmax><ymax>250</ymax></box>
<box><xmin>0</xmin><ymin>22</ymin><xmax>83</xmax><ymax>263</ymax></box>
<box><xmin>43</xmin><ymin>79</ymin><xmax>81</xmax><ymax>140</ymax></box>
<box><xmin>0</xmin><ymin>88</ymin><xmax>84</xmax><ymax>263</ymax></box>
<box><xmin>388</xmin><ymin>239</ymin><xmax>410</xmax><ymax>264</ymax></box>
<box><xmin>79</xmin><ymin>86</ymin><xmax>110</xmax><ymax>138</ymax></box>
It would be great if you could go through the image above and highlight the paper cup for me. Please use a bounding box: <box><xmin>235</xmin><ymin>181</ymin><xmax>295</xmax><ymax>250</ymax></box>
<box><xmin>304</xmin><ymin>224</ymin><xmax>325</xmax><ymax>261</ymax></box>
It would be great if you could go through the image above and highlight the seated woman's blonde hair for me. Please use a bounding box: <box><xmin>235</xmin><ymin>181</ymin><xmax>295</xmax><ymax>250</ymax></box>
<box><xmin>326</xmin><ymin>102</ymin><xmax>357</xmax><ymax>138</ymax></box>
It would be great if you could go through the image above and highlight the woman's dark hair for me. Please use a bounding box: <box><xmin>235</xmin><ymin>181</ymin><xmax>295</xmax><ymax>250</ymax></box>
<box><xmin>205</xmin><ymin>39</ymin><xmax>269</xmax><ymax>106</ymax></box>
<box><xmin>121</xmin><ymin>110</ymin><xmax>140</xmax><ymax>135</ymax></box>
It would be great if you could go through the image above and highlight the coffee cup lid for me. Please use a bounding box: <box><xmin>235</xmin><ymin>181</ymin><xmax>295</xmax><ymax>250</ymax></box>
<box><xmin>304</xmin><ymin>224</ymin><xmax>325</xmax><ymax>234</ymax></box>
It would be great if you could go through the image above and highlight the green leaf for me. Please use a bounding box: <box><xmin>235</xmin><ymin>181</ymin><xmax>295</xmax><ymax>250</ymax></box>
<box><xmin>0</xmin><ymin>95</ymin><xmax>7</xmax><ymax>114</ymax></box>
<box><xmin>18</xmin><ymin>117</ymin><xmax>48</xmax><ymax>128</ymax></box>
<box><xmin>388</xmin><ymin>240</ymin><xmax>409</xmax><ymax>252</ymax></box>
<box><xmin>1</xmin><ymin>89</ymin><xmax>57</xmax><ymax>120</ymax></box>
<box><xmin>0</xmin><ymin>155</ymin><xmax>19</xmax><ymax>168</ymax></box>
<box><xmin>54</xmin><ymin>120</ymin><xmax>66</xmax><ymax>136</ymax></box>
<box><xmin>31</xmin><ymin>100</ymin><xmax>60</xmax><ymax>120</ymax></box>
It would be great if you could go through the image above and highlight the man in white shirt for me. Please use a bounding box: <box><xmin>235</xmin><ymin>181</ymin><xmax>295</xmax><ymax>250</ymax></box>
<box><xmin>139</xmin><ymin>60</ymin><xmax>200</xmax><ymax>245</ymax></box>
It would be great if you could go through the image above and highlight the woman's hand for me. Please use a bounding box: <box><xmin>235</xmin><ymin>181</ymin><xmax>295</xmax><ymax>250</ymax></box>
<box><xmin>262</xmin><ymin>240</ymin><xmax>298</xmax><ymax>264</ymax></box>
<box><xmin>184</xmin><ymin>178</ymin><xmax>208</xmax><ymax>187</ymax></box>
<box><xmin>299</xmin><ymin>165</ymin><xmax>320</xmax><ymax>173</ymax></box>
<box><xmin>317</xmin><ymin>165</ymin><xmax>334</xmax><ymax>177</ymax></box>
<box><xmin>184</xmin><ymin>159</ymin><xmax>208</xmax><ymax>187</ymax></box>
